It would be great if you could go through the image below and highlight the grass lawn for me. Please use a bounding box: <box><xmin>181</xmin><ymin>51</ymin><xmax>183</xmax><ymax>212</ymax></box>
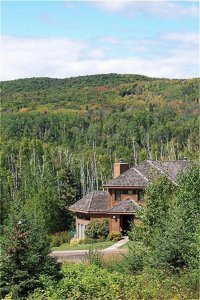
<box><xmin>119</xmin><ymin>241</ymin><xmax>134</xmax><ymax>249</ymax></box>
<box><xmin>52</xmin><ymin>241</ymin><xmax>115</xmax><ymax>251</ymax></box>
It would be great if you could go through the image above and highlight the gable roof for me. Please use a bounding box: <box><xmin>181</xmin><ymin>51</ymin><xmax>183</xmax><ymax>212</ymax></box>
<box><xmin>107</xmin><ymin>199</ymin><xmax>141</xmax><ymax>214</ymax></box>
<box><xmin>69</xmin><ymin>192</ymin><xmax>142</xmax><ymax>214</ymax></box>
<box><xmin>69</xmin><ymin>191</ymin><xmax>108</xmax><ymax>213</ymax></box>
<box><xmin>69</xmin><ymin>160</ymin><xmax>193</xmax><ymax>215</ymax></box>
<box><xmin>104</xmin><ymin>160</ymin><xmax>193</xmax><ymax>187</ymax></box>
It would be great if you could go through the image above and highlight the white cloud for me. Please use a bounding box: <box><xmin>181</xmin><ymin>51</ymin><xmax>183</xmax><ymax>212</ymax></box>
<box><xmin>1</xmin><ymin>35</ymin><xmax>199</xmax><ymax>81</ymax></box>
<box><xmin>94</xmin><ymin>1</ymin><xmax>198</xmax><ymax>18</ymax></box>
<box><xmin>162</xmin><ymin>32</ymin><xmax>199</xmax><ymax>45</ymax></box>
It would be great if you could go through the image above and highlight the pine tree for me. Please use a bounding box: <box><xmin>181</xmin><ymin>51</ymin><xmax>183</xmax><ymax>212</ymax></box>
<box><xmin>0</xmin><ymin>197</ymin><xmax>61</xmax><ymax>299</ymax></box>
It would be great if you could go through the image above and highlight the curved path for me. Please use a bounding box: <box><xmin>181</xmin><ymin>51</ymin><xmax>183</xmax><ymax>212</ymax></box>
<box><xmin>51</xmin><ymin>236</ymin><xmax>129</xmax><ymax>262</ymax></box>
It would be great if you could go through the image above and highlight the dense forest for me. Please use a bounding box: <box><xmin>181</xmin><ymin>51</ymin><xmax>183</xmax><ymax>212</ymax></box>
<box><xmin>0</xmin><ymin>73</ymin><xmax>199</xmax><ymax>299</ymax></box>
<box><xmin>1</xmin><ymin>73</ymin><xmax>199</xmax><ymax>229</ymax></box>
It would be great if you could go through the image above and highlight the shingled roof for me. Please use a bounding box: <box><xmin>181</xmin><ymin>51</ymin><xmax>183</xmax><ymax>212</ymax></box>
<box><xmin>69</xmin><ymin>160</ymin><xmax>193</xmax><ymax>214</ymax></box>
<box><xmin>104</xmin><ymin>160</ymin><xmax>193</xmax><ymax>187</ymax></box>
<box><xmin>69</xmin><ymin>191</ymin><xmax>109</xmax><ymax>213</ymax></box>
<box><xmin>107</xmin><ymin>199</ymin><xmax>141</xmax><ymax>214</ymax></box>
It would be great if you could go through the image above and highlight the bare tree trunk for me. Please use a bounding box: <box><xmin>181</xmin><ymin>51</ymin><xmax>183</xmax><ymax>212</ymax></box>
<box><xmin>160</xmin><ymin>140</ymin><xmax>164</xmax><ymax>160</ymax></box>
<box><xmin>93</xmin><ymin>152</ymin><xmax>99</xmax><ymax>191</ymax></box>
<box><xmin>80</xmin><ymin>158</ymin><xmax>86</xmax><ymax>196</ymax></box>
<box><xmin>132</xmin><ymin>137</ymin><xmax>138</xmax><ymax>165</ymax></box>
<box><xmin>146</xmin><ymin>133</ymin><xmax>152</xmax><ymax>160</ymax></box>
<box><xmin>166</xmin><ymin>139</ymin><xmax>171</xmax><ymax>160</ymax></box>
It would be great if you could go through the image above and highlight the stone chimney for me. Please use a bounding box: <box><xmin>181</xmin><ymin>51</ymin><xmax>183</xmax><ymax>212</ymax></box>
<box><xmin>113</xmin><ymin>159</ymin><xmax>129</xmax><ymax>179</ymax></box>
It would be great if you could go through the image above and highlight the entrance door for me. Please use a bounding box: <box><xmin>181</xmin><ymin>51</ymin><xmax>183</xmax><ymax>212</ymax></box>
<box><xmin>121</xmin><ymin>215</ymin><xmax>134</xmax><ymax>234</ymax></box>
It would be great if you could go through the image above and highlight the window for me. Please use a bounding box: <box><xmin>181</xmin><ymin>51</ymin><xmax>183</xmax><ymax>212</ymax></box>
<box><xmin>115</xmin><ymin>190</ymin><xmax>121</xmax><ymax>201</ymax></box>
<box><xmin>122</xmin><ymin>189</ymin><xmax>137</xmax><ymax>195</ymax></box>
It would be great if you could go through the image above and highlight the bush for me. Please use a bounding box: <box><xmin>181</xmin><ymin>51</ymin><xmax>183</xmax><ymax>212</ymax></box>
<box><xmin>107</xmin><ymin>231</ymin><xmax>122</xmax><ymax>242</ymax></box>
<box><xmin>117</xmin><ymin>242</ymin><xmax>147</xmax><ymax>274</ymax></box>
<box><xmin>128</xmin><ymin>225</ymin><xmax>144</xmax><ymax>242</ymax></box>
<box><xmin>83</xmin><ymin>237</ymin><xmax>97</xmax><ymax>244</ymax></box>
<box><xmin>27</xmin><ymin>263</ymin><xmax>199</xmax><ymax>300</ymax></box>
<box><xmin>50</xmin><ymin>231</ymin><xmax>70</xmax><ymax>247</ymax></box>
<box><xmin>69</xmin><ymin>239</ymin><xmax>80</xmax><ymax>246</ymax></box>
<box><xmin>85</xmin><ymin>220</ymin><xmax>109</xmax><ymax>239</ymax></box>
<box><xmin>51</xmin><ymin>236</ymin><xmax>62</xmax><ymax>247</ymax></box>
<box><xmin>85</xmin><ymin>248</ymin><xmax>104</xmax><ymax>267</ymax></box>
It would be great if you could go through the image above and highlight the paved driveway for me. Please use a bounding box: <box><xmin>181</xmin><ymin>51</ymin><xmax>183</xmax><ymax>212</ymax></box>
<box><xmin>51</xmin><ymin>248</ymin><xmax>128</xmax><ymax>262</ymax></box>
<box><xmin>51</xmin><ymin>237</ymin><xmax>129</xmax><ymax>262</ymax></box>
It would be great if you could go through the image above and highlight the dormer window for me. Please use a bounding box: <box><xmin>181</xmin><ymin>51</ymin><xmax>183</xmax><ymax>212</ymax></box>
<box><xmin>115</xmin><ymin>190</ymin><xmax>121</xmax><ymax>201</ymax></box>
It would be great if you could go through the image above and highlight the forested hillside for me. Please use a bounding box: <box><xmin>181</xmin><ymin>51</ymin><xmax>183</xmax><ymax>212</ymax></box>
<box><xmin>1</xmin><ymin>73</ymin><xmax>199</xmax><ymax>230</ymax></box>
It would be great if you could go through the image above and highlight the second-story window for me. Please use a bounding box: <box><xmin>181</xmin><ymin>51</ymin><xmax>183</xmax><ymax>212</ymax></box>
<box><xmin>115</xmin><ymin>190</ymin><xmax>121</xmax><ymax>201</ymax></box>
<box><xmin>122</xmin><ymin>189</ymin><xmax>137</xmax><ymax>195</ymax></box>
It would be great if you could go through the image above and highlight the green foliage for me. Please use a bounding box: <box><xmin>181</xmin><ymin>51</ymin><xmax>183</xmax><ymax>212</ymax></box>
<box><xmin>27</xmin><ymin>263</ymin><xmax>198</xmax><ymax>300</ymax></box>
<box><xmin>142</xmin><ymin>176</ymin><xmax>175</xmax><ymax>246</ymax></box>
<box><xmin>151</xmin><ymin>165</ymin><xmax>199</xmax><ymax>270</ymax></box>
<box><xmin>1</xmin><ymin>74</ymin><xmax>199</xmax><ymax>230</ymax></box>
<box><xmin>83</xmin><ymin>237</ymin><xmax>108</xmax><ymax>244</ymax></box>
<box><xmin>50</xmin><ymin>231</ymin><xmax>70</xmax><ymax>247</ymax></box>
<box><xmin>107</xmin><ymin>231</ymin><xmax>122</xmax><ymax>242</ymax></box>
<box><xmin>129</xmin><ymin>165</ymin><xmax>199</xmax><ymax>272</ymax></box>
<box><xmin>85</xmin><ymin>220</ymin><xmax>109</xmax><ymax>240</ymax></box>
<box><xmin>0</xmin><ymin>198</ymin><xmax>61</xmax><ymax>299</ymax></box>
<box><xmin>128</xmin><ymin>224</ymin><xmax>145</xmax><ymax>242</ymax></box>
<box><xmin>83</xmin><ymin>237</ymin><xmax>97</xmax><ymax>244</ymax></box>
<box><xmin>117</xmin><ymin>242</ymin><xmax>147</xmax><ymax>274</ymax></box>
<box><xmin>1</xmin><ymin>74</ymin><xmax>199</xmax><ymax>299</ymax></box>
<box><xmin>85</xmin><ymin>248</ymin><xmax>104</xmax><ymax>267</ymax></box>
<box><xmin>1</xmin><ymin>139</ymin><xmax>78</xmax><ymax>232</ymax></box>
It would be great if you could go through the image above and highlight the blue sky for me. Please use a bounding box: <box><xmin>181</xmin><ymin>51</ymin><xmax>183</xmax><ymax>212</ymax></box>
<box><xmin>1</xmin><ymin>1</ymin><xmax>199</xmax><ymax>80</ymax></box>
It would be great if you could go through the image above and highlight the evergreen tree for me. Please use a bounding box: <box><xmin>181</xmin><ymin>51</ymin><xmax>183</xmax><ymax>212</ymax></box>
<box><xmin>0</xmin><ymin>197</ymin><xmax>61</xmax><ymax>299</ymax></box>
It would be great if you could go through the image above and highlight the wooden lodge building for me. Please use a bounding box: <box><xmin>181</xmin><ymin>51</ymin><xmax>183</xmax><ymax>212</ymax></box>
<box><xmin>69</xmin><ymin>159</ymin><xmax>192</xmax><ymax>239</ymax></box>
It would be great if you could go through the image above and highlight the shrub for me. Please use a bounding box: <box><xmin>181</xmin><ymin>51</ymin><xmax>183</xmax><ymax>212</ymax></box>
<box><xmin>83</xmin><ymin>237</ymin><xmax>97</xmax><ymax>244</ymax></box>
<box><xmin>51</xmin><ymin>236</ymin><xmax>62</xmax><ymax>247</ymax></box>
<box><xmin>50</xmin><ymin>231</ymin><xmax>70</xmax><ymax>247</ymax></box>
<box><xmin>85</xmin><ymin>248</ymin><xmax>104</xmax><ymax>267</ymax></box>
<box><xmin>85</xmin><ymin>220</ymin><xmax>109</xmax><ymax>239</ymax></box>
<box><xmin>107</xmin><ymin>231</ymin><xmax>122</xmax><ymax>242</ymax></box>
<box><xmin>128</xmin><ymin>225</ymin><xmax>144</xmax><ymax>242</ymax></box>
<box><xmin>117</xmin><ymin>242</ymin><xmax>147</xmax><ymax>274</ymax></box>
<box><xmin>27</xmin><ymin>263</ymin><xmax>199</xmax><ymax>300</ymax></box>
<box><xmin>69</xmin><ymin>239</ymin><xmax>80</xmax><ymax>246</ymax></box>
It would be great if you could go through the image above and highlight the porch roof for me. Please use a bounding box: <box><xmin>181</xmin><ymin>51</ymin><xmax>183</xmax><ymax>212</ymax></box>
<box><xmin>107</xmin><ymin>199</ymin><xmax>141</xmax><ymax>214</ymax></box>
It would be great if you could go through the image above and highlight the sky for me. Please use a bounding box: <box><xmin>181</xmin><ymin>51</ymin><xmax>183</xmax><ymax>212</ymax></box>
<box><xmin>1</xmin><ymin>0</ymin><xmax>199</xmax><ymax>80</ymax></box>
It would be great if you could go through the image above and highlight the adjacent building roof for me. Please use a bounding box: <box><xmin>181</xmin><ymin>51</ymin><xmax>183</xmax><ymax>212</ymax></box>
<box><xmin>107</xmin><ymin>199</ymin><xmax>141</xmax><ymax>214</ymax></box>
<box><xmin>69</xmin><ymin>191</ymin><xmax>108</xmax><ymax>213</ymax></box>
<box><xmin>104</xmin><ymin>160</ymin><xmax>192</xmax><ymax>187</ymax></box>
